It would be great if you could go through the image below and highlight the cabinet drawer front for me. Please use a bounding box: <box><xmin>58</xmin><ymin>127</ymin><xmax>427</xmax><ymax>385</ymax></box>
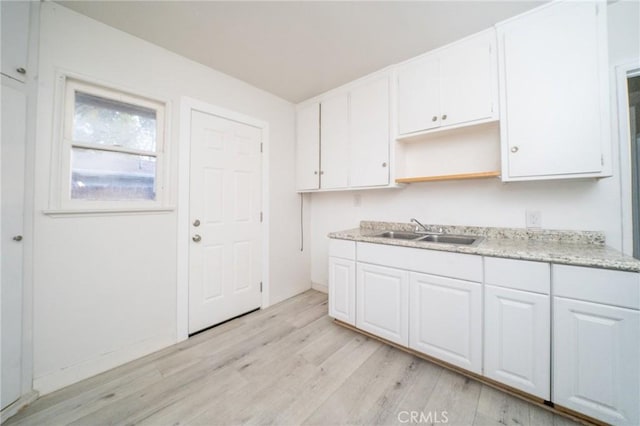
<box><xmin>485</xmin><ymin>257</ymin><xmax>550</xmax><ymax>294</ymax></box>
<box><xmin>357</xmin><ymin>242</ymin><xmax>413</xmax><ymax>270</ymax></box>
<box><xmin>357</xmin><ymin>242</ymin><xmax>482</xmax><ymax>282</ymax></box>
<box><xmin>329</xmin><ymin>239</ymin><xmax>356</xmax><ymax>260</ymax></box>
<box><xmin>410</xmin><ymin>247</ymin><xmax>482</xmax><ymax>282</ymax></box>
<box><xmin>553</xmin><ymin>265</ymin><xmax>640</xmax><ymax>310</ymax></box>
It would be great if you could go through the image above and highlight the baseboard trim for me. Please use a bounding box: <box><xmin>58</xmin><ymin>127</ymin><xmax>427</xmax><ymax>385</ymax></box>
<box><xmin>311</xmin><ymin>282</ymin><xmax>327</xmax><ymax>294</ymax></box>
<box><xmin>1</xmin><ymin>390</ymin><xmax>39</xmax><ymax>424</ymax></box>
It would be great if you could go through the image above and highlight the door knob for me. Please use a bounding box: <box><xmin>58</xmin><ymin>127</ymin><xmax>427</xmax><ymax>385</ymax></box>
<box><xmin>12</xmin><ymin>235</ymin><xmax>23</xmax><ymax>242</ymax></box>
<box><xmin>193</xmin><ymin>219</ymin><xmax>200</xmax><ymax>227</ymax></box>
<box><xmin>192</xmin><ymin>234</ymin><xmax>202</xmax><ymax>242</ymax></box>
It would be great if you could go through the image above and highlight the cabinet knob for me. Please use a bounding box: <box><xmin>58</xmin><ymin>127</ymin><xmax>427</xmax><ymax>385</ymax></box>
<box><xmin>193</xmin><ymin>219</ymin><xmax>201</xmax><ymax>227</ymax></box>
<box><xmin>382</xmin><ymin>162</ymin><xmax>387</xmax><ymax>168</ymax></box>
<box><xmin>431</xmin><ymin>116</ymin><xmax>438</xmax><ymax>122</ymax></box>
<box><xmin>510</xmin><ymin>146</ymin><xmax>519</xmax><ymax>153</ymax></box>
<box><xmin>192</xmin><ymin>234</ymin><xmax>202</xmax><ymax>243</ymax></box>
<box><xmin>16</xmin><ymin>68</ymin><xmax>26</xmax><ymax>75</ymax></box>
<box><xmin>320</xmin><ymin>171</ymin><xmax>324</xmax><ymax>175</ymax></box>
<box><xmin>12</xmin><ymin>235</ymin><xmax>23</xmax><ymax>242</ymax></box>
<box><xmin>314</xmin><ymin>171</ymin><xmax>318</xmax><ymax>175</ymax></box>
<box><xmin>441</xmin><ymin>114</ymin><xmax>447</xmax><ymax>120</ymax></box>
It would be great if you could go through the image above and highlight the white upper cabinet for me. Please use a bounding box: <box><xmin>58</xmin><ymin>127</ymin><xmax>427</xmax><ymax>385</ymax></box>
<box><xmin>320</xmin><ymin>93</ymin><xmax>349</xmax><ymax>189</ymax></box>
<box><xmin>349</xmin><ymin>75</ymin><xmax>390</xmax><ymax>187</ymax></box>
<box><xmin>397</xmin><ymin>29</ymin><xmax>497</xmax><ymax>137</ymax></box>
<box><xmin>295</xmin><ymin>72</ymin><xmax>392</xmax><ymax>192</ymax></box>
<box><xmin>497</xmin><ymin>0</ymin><xmax>609</xmax><ymax>181</ymax></box>
<box><xmin>1</xmin><ymin>1</ymin><xmax>30</xmax><ymax>83</ymax></box>
<box><xmin>295</xmin><ymin>102</ymin><xmax>320</xmax><ymax>191</ymax></box>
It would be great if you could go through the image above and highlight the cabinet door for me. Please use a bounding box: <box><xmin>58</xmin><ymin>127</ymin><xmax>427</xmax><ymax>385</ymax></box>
<box><xmin>397</xmin><ymin>55</ymin><xmax>440</xmax><ymax>135</ymax></box>
<box><xmin>409</xmin><ymin>272</ymin><xmax>482</xmax><ymax>373</ymax></box>
<box><xmin>356</xmin><ymin>263</ymin><xmax>409</xmax><ymax>345</ymax></box>
<box><xmin>295</xmin><ymin>102</ymin><xmax>320</xmax><ymax>190</ymax></box>
<box><xmin>498</xmin><ymin>1</ymin><xmax>607</xmax><ymax>179</ymax></box>
<box><xmin>554</xmin><ymin>297</ymin><xmax>639</xmax><ymax>426</ymax></box>
<box><xmin>320</xmin><ymin>93</ymin><xmax>349</xmax><ymax>189</ymax></box>
<box><xmin>484</xmin><ymin>285</ymin><xmax>550</xmax><ymax>399</ymax></box>
<box><xmin>439</xmin><ymin>30</ymin><xmax>496</xmax><ymax>128</ymax></box>
<box><xmin>349</xmin><ymin>76</ymin><xmax>390</xmax><ymax>187</ymax></box>
<box><xmin>1</xmin><ymin>1</ymin><xmax>30</xmax><ymax>82</ymax></box>
<box><xmin>328</xmin><ymin>257</ymin><xmax>356</xmax><ymax>325</ymax></box>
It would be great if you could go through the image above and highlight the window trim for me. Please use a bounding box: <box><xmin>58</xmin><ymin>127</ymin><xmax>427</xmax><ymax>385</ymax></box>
<box><xmin>50</xmin><ymin>74</ymin><xmax>171</xmax><ymax>213</ymax></box>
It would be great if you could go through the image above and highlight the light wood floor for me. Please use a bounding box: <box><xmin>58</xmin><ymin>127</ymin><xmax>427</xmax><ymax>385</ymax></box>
<box><xmin>6</xmin><ymin>290</ymin><xmax>581</xmax><ymax>426</ymax></box>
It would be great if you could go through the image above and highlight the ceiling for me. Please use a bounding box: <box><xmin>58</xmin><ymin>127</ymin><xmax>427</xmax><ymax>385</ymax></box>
<box><xmin>57</xmin><ymin>1</ymin><xmax>545</xmax><ymax>104</ymax></box>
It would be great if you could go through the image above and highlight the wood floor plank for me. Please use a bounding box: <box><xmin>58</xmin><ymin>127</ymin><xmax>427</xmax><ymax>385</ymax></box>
<box><xmin>5</xmin><ymin>290</ymin><xmax>584</xmax><ymax>426</ymax></box>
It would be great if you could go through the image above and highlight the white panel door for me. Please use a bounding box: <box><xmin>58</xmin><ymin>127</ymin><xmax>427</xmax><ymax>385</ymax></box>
<box><xmin>349</xmin><ymin>76</ymin><xmax>390</xmax><ymax>187</ymax></box>
<box><xmin>189</xmin><ymin>110</ymin><xmax>262</xmax><ymax>334</ymax></box>
<box><xmin>484</xmin><ymin>285</ymin><xmax>550</xmax><ymax>399</ymax></box>
<box><xmin>295</xmin><ymin>102</ymin><xmax>320</xmax><ymax>190</ymax></box>
<box><xmin>554</xmin><ymin>297</ymin><xmax>639</xmax><ymax>426</ymax></box>
<box><xmin>320</xmin><ymin>93</ymin><xmax>349</xmax><ymax>189</ymax></box>
<box><xmin>356</xmin><ymin>263</ymin><xmax>409</xmax><ymax>345</ymax></box>
<box><xmin>1</xmin><ymin>77</ymin><xmax>26</xmax><ymax>409</ymax></box>
<box><xmin>397</xmin><ymin>55</ymin><xmax>440</xmax><ymax>135</ymax></box>
<box><xmin>328</xmin><ymin>257</ymin><xmax>355</xmax><ymax>325</ymax></box>
<box><xmin>499</xmin><ymin>1</ymin><xmax>605</xmax><ymax>178</ymax></box>
<box><xmin>409</xmin><ymin>272</ymin><xmax>482</xmax><ymax>373</ymax></box>
<box><xmin>439</xmin><ymin>30</ymin><xmax>496</xmax><ymax>128</ymax></box>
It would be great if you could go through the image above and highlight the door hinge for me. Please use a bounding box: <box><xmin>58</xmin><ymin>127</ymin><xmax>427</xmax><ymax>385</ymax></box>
<box><xmin>260</xmin><ymin>282</ymin><xmax>263</xmax><ymax>292</ymax></box>
<box><xmin>260</xmin><ymin>211</ymin><xmax>263</xmax><ymax>222</ymax></box>
<box><xmin>260</xmin><ymin>143</ymin><xmax>263</xmax><ymax>153</ymax></box>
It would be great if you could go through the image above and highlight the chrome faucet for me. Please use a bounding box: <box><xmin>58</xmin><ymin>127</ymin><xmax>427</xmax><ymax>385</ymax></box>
<box><xmin>410</xmin><ymin>218</ymin><xmax>443</xmax><ymax>235</ymax></box>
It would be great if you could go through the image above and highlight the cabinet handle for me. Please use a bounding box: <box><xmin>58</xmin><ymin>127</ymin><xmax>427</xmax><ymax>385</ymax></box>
<box><xmin>510</xmin><ymin>146</ymin><xmax>519</xmax><ymax>153</ymax></box>
<box><xmin>382</xmin><ymin>162</ymin><xmax>387</xmax><ymax>168</ymax></box>
<box><xmin>431</xmin><ymin>116</ymin><xmax>437</xmax><ymax>122</ymax></box>
<box><xmin>441</xmin><ymin>114</ymin><xmax>447</xmax><ymax>120</ymax></box>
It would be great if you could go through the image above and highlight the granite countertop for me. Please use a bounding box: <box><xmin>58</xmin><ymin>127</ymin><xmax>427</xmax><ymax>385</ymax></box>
<box><xmin>328</xmin><ymin>221</ymin><xmax>640</xmax><ymax>273</ymax></box>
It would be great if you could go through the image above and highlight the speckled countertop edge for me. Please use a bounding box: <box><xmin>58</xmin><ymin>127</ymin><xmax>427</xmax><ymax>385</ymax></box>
<box><xmin>328</xmin><ymin>221</ymin><xmax>640</xmax><ymax>273</ymax></box>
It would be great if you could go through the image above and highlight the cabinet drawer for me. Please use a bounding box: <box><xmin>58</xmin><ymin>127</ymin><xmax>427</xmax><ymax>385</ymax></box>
<box><xmin>329</xmin><ymin>239</ymin><xmax>356</xmax><ymax>260</ymax></box>
<box><xmin>553</xmin><ymin>265</ymin><xmax>640</xmax><ymax>310</ymax></box>
<box><xmin>484</xmin><ymin>257</ymin><xmax>550</xmax><ymax>294</ymax></box>
<box><xmin>357</xmin><ymin>242</ymin><xmax>482</xmax><ymax>282</ymax></box>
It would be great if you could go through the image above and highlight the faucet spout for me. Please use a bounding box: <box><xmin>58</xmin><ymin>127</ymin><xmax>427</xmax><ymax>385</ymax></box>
<box><xmin>410</xmin><ymin>218</ymin><xmax>443</xmax><ymax>235</ymax></box>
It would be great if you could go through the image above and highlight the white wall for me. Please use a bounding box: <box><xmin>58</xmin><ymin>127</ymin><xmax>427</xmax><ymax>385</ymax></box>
<box><xmin>309</xmin><ymin>1</ymin><xmax>640</xmax><ymax>287</ymax></box>
<box><xmin>32</xmin><ymin>3</ymin><xmax>309</xmax><ymax>394</ymax></box>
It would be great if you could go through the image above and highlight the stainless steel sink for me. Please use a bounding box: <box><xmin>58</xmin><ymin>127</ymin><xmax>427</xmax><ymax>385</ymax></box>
<box><xmin>369</xmin><ymin>231</ymin><xmax>424</xmax><ymax>240</ymax></box>
<box><xmin>417</xmin><ymin>234</ymin><xmax>482</xmax><ymax>246</ymax></box>
<box><xmin>369</xmin><ymin>230</ymin><xmax>483</xmax><ymax>246</ymax></box>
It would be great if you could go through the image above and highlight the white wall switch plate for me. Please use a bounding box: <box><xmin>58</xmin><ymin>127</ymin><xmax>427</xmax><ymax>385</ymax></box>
<box><xmin>526</xmin><ymin>210</ymin><xmax>542</xmax><ymax>229</ymax></box>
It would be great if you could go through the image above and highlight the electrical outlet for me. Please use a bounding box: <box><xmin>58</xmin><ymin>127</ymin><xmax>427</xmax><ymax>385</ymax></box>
<box><xmin>526</xmin><ymin>210</ymin><xmax>542</xmax><ymax>229</ymax></box>
<box><xmin>354</xmin><ymin>194</ymin><xmax>362</xmax><ymax>207</ymax></box>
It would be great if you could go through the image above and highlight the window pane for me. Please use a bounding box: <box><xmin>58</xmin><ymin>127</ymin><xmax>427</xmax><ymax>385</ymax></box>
<box><xmin>71</xmin><ymin>148</ymin><xmax>156</xmax><ymax>201</ymax></box>
<box><xmin>73</xmin><ymin>91</ymin><xmax>157</xmax><ymax>152</ymax></box>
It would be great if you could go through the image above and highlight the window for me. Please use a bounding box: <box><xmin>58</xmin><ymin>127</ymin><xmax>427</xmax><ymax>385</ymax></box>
<box><xmin>58</xmin><ymin>78</ymin><xmax>167</xmax><ymax>209</ymax></box>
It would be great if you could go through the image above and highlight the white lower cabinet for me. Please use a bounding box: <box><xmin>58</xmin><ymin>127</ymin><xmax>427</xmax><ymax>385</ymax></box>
<box><xmin>484</xmin><ymin>285</ymin><xmax>550</xmax><ymax>399</ymax></box>
<box><xmin>356</xmin><ymin>263</ymin><xmax>409</xmax><ymax>346</ymax></box>
<box><xmin>409</xmin><ymin>272</ymin><xmax>482</xmax><ymax>374</ymax></box>
<box><xmin>483</xmin><ymin>257</ymin><xmax>550</xmax><ymax>399</ymax></box>
<box><xmin>328</xmin><ymin>240</ymin><xmax>356</xmax><ymax>326</ymax></box>
<box><xmin>328</xmin><ymin>257</ymin><xmax>356</xmax><ymax>325</ymax></box>
<box><xmin>553</xmin><ymin>265</ymin><xmax>640</xmax><ymax>426</ymax></box>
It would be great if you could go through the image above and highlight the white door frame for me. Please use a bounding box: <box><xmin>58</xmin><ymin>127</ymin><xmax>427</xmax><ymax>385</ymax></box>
<box><xmin>177</xmin><ymin>97</ymin><xmax>270</xmax><ymax>342</ymax></box>
<box><xmin>616</xmin><ymin>60</ymin><xmax>640</xmax><ymax>256</ymax></box>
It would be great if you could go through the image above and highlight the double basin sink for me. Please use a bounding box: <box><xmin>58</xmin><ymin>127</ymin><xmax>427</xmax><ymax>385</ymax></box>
<box><xmin>369</xmin><ymin>230</ymin><xmax>483</xmax><ymax>246</ymax></box>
